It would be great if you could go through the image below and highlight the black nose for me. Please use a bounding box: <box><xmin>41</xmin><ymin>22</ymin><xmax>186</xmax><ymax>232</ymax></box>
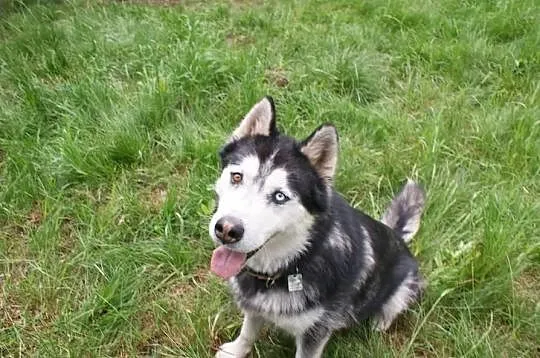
<box><xmin>215</xmin><ymin>216</ymin><xmax>244</xmax><ymax>244</ymax></box>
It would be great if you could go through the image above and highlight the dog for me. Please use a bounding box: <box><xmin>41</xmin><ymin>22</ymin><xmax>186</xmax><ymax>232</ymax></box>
<box><xmin>209</xmin><ymin>96</ymin><xmax>426</xmax><ymax>358</ymax></box>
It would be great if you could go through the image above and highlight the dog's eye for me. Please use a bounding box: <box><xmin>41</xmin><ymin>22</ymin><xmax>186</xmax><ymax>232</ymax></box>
<box><xmin>231</xmin><ymin>172</ymin><xmax>243</xmax><ymax>184</ymax></box>
<box><xmin>272</xmin><ymin>191</ymin><xmax>290</xmax><ymax>204</ymax></box>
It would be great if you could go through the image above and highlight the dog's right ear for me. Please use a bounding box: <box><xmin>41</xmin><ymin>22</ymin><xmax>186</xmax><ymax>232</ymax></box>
<box><xmin>229</xmin><ymin>96</ymin><xmax>277</xmax><ymax>142</ymax></box>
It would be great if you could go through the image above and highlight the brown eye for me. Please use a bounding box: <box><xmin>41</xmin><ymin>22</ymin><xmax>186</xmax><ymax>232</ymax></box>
<box><xmin>231</xmin><ymin>172</ymin><xmax>243</xmax><ymax>184</ymax></box>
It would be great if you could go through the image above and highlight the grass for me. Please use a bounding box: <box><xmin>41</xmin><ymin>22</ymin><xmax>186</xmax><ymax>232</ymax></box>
<box><xmin>0</xmin><ymin>0</ymin><xmax>538</xmax><ymax>356</ymax></box>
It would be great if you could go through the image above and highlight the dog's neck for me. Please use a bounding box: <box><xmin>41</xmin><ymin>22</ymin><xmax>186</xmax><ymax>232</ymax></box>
<box><xmin>245</xmin><ymin>221</ymin><xmax>313</xmax><ymax>275</ymax></box>
<box><xmin>241</xmin><ymin>265</ymin><xmax>285</xmax><ymax>286</ymax></box>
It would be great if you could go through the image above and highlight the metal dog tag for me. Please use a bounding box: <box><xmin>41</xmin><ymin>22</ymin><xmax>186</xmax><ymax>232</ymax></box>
<box><xmin>287</xmin><ymin>274</ymin><xmax>303</xmax><ymax>292</ymax></box>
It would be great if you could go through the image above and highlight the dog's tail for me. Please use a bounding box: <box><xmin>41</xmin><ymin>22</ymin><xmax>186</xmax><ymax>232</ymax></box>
<box><xmin>381</xmin><ymin>180</ymin><xmax>426</xmax><ymax>243</ymax></box>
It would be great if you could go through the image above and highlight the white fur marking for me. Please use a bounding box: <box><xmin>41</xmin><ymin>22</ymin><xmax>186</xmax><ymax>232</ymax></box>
<box><xmin>400</xmin><ymin>217</ymin><xmax>421</xmax><ymax>243</ymax></box>
<box><xmin>229</xmin><ymin>278</ymin><xmax>321</xmax><ymax>318</ymax></box>
<box><xmin>246</xmin><ymin>217</ymin><xmax>313</xmax><ymax>274</ymax></box>
<box><xmin>262</xmin><ymin>168</ymin><xmax>292</xmax><ymax>197</ymax></box>
<box><xmin>230</xmin><ymin>279</ymin><xmax>323</xmax><ymax>336</ymax></box>
<box><xmin>354</xmin><ymin>227</ymin><xmax>375</xmax><ymax>288</ymax></box>
<box><xmin>210</xmin><ymin>155</ymin><xmax>316</xmax><ymax>264</ymax></box>
<box><xmin>326</xmin><ymin>225</ymin><xmax>352</xmax><ymax>252</ymax></box>
<box><xmin>262</xmin><ymin>307</ymin><xmax>324</xmax><ymax>335</ymax></box>
<box><xmin>374</xmin><ymin>272</ymin><xmax>419</xmax><ymax>331</ymax></box>
<box><xmin>249</xmin><ymin>289</ymin><xmax>308</xmax><ymax>314</ymax></box>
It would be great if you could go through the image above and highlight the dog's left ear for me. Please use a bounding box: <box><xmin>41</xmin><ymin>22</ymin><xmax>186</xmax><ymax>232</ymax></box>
<box><xmin>230</xmin><ymin>96</ymin><xmax>277</xmax><ymax>142</ymax></box>
<box><xmin>301</xmin><ymin>124</ymin><xmax>339</xmax><ymax>184</ymax></box>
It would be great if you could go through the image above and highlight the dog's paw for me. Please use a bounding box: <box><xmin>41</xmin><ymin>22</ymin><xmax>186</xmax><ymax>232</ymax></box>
<box><xmin>215</xmin><ymin>341</ymin><xmax>251</xmax><ymax>358</ymax></box>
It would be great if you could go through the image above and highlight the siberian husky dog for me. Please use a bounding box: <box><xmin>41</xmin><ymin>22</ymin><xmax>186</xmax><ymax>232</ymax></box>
<box><xmin>209</xmin><ymin>97</ymin><xmax>426</xmax><ymax>358</ymax></box>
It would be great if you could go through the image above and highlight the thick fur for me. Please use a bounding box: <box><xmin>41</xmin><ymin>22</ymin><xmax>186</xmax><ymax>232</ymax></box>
<box><xmin>210</xmin><ymin>97</ymin><xmax>426</xmax><ymax>358</ymax></box>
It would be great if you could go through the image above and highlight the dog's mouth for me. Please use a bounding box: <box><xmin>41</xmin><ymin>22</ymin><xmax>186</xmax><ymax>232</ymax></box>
<box><xmin>211</xmin><ymin>246</ymin><xmax>247</xmax><ymax>279</ymax></box>
<box><xmin>210</xmin><ymin>234</ymin><xmax>277</xmax><ymax>279</ymax></box>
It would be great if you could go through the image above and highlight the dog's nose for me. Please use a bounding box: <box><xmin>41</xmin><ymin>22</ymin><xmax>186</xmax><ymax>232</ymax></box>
<box><xmin>215</xmin><ymin>216</ymin><xmax>244</xmax><ymax>244</ymax></box>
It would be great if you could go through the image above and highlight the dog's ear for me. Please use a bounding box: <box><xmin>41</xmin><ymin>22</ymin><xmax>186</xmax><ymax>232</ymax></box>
<box><xmin>301</xmin><ymin>124</ymin><xmax>339</xmax><ymax>184</ymax></box>
<box><xmin>230</xmin><ymin>96</ymin><xmax>277</xmax><ymax>142</ymax></box>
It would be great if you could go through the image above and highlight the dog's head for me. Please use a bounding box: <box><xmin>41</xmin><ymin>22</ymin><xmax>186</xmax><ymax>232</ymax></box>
<box><xmin>209</xmin><ymin>97</ymin><xmax>339</xmax><ymax>276</ymax></box>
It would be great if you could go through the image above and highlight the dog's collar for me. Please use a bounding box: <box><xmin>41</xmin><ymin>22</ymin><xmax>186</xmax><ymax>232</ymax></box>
<box><xmin>241</xmin><ymin>266</ymin><xmax>283</xmax><ymax>287</ymax></box>
<box><xmin>241</xmin><ymin>241</ymin><xmax>299</xmax><ymax>287</ymax></box>
<box><xmin>241</xmin><ymin>245</ymin><xmax>281</xmax><ymax>285</ymax></box>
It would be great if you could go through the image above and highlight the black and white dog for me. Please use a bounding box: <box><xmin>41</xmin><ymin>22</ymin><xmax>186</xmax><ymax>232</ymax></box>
<box><xmin>209</xmin><ymin>97</ymin><xmax>426</xmax><ymax>357</ymax></box>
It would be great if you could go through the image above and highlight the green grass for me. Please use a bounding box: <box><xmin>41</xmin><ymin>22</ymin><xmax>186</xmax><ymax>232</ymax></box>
<box><xmin>0</xmin><ymin>0</ymin><xmax>538</xmax><ymax>356</ymax></box>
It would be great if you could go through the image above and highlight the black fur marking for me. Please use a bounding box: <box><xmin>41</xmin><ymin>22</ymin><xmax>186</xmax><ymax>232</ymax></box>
<box><xmin>298</xmin><ymin>324</ymin><xmax>331</xmax><ymax>356</ymax></box>
<box><xmin>264</xmin><ymin>95</ymin><xmax>278</xmax><ymax>138</ymax></box>
<box><xmin>300</xmin><ymin>122</ymin><xmax>339</xmax><ymax>146</ymax></box>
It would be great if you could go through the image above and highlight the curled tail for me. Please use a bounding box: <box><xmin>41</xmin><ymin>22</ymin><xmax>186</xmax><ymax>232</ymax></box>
<box><xmin>381</xmin><ymin>180</ymin><xmax>426</xmax><ymax>243</ymax></box>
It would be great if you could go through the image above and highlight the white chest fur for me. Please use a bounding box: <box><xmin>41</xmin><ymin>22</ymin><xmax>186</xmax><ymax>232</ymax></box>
<box><xmin>230</xmin><ymin>278</ymin><xmax>323</xmax><ymax>335</ymax></box>
<box><xmin>260</xmin><ymin>308</ymin><xmax>324</xmax><ymax>335</ymax></box>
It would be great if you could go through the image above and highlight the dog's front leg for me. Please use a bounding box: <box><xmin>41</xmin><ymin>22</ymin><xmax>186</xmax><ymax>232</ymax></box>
<box><xmin>294</xmin><ymin>325</ymin><xmax>332</xmax><ymax>358</ymax></box>
<box><xmin>216</xmin><ymin>312</ymin><xmax>265</xmax><ymax>358</ymax></box>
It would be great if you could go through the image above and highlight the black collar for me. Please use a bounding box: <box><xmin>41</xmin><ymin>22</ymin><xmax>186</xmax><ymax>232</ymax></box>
<box><xmin>241</xmin><ymin>247</ymin><xmax>284</xmax><ymax>286</ymax></box>
<box><xmin>241</xmin><ymin>266</ymin><xmax>283</xmax><ymax>287</ymax></box>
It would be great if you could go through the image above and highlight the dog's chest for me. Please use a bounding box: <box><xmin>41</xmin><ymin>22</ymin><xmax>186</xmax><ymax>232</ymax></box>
<box><xmin>230</xmin><ymin>277</ymin><xmax>323</xmax><ymax>334</ymax></box>
<box><xmin>260</xmin><ymin>308</ymin><xmax>324</xmax><ymax>335</ymax></box>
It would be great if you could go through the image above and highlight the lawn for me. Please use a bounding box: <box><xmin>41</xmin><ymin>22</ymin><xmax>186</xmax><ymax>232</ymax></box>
<box><xmin>0</xmin><ymin>0</ymin><xmax>538</xmax><ymax>356</ymax></box>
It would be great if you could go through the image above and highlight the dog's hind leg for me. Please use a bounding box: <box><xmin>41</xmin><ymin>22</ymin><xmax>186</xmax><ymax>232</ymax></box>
<box><xmin>373</xmin><ymin>272</ymin><xmax>424</xmax><ymax>331</ymax></box>
<box><xmin>216</xmin><ymin>312</ymin><xmax>265</xmax><ymax>358</ymax></box>
<box><xmin>294</xmin><ymin>325</ymin><xmax>332</xmax><ymax>358</ymax></box>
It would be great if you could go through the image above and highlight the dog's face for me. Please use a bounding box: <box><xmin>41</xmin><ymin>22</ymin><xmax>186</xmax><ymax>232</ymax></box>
<box><xmin>209</xmin><ymin>97</ymin><xmax>339</xmax><ymax>274</ymax></box>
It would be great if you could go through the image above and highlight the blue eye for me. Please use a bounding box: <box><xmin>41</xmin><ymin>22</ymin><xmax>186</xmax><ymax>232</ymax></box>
<box><xmin>272</xmin><ymin>191</ymin><xmax>290</xmax><ymax>204</ymax></box>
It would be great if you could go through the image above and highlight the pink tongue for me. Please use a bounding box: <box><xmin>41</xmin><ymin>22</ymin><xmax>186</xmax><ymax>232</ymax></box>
<box><xmin>211</xmin><ymin>246</ymin><xmax>247</xmax><ymax>279</ymax></box>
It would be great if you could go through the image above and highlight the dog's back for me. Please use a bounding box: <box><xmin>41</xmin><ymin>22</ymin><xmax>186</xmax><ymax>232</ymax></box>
<box><xmin>258</xmin><ymin>182</ymin><xmax>426</xmax><ymax>332</ymax></box>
